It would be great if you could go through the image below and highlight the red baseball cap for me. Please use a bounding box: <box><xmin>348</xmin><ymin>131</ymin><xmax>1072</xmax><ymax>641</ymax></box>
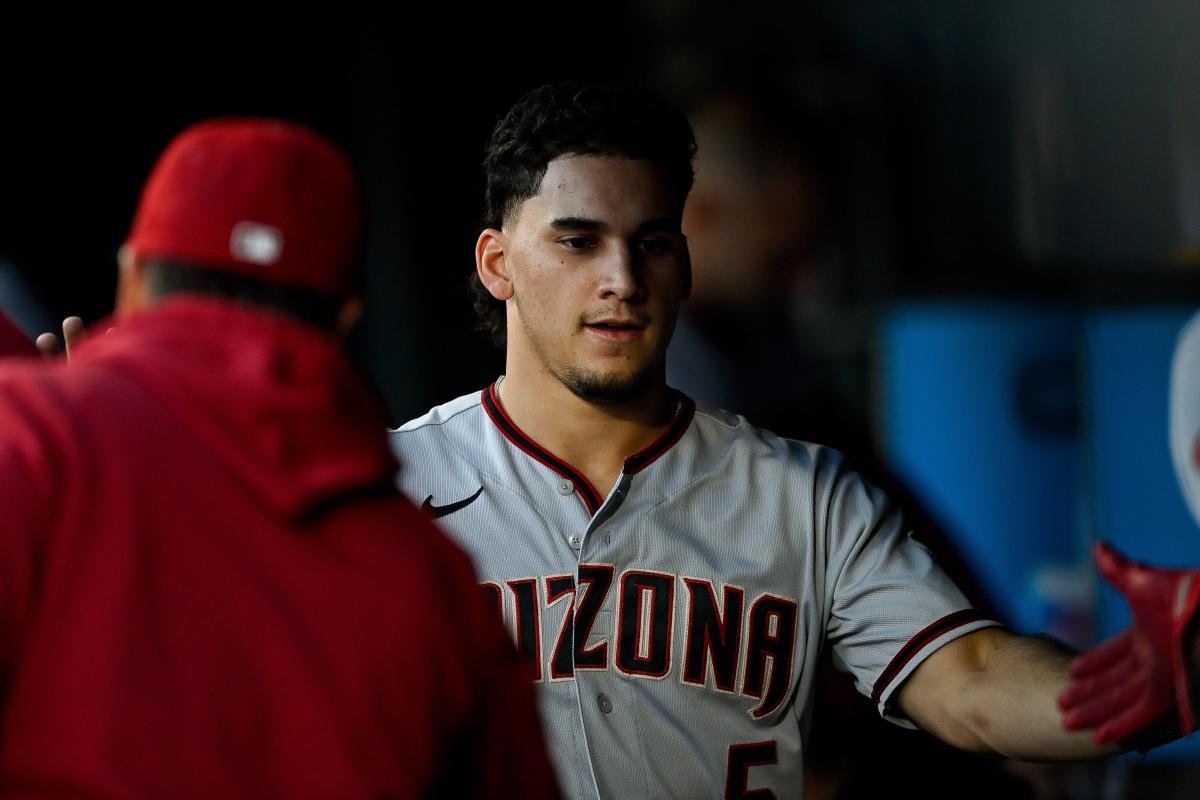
<box><xmin>123</xmin><ymin>118</ymin><xmax>362</xmax><ymax>296</ymax></box>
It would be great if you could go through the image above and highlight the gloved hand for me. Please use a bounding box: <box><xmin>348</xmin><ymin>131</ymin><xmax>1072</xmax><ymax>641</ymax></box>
<box><xmin>1058</xmin><ymin>541</ymin><xmax>1200</xmax><ymax>751</ymax></box>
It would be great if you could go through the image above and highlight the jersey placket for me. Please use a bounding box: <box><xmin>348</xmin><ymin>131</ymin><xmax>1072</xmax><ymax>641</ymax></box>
<box><xmin>569</xmin><ymin>404</ymin><xmax>696</xmax><ymax>800</ymax></box>
<box><xmin>570</xmin><ymin>470</ymin><xmax>653</xmax><ymax>800</ymax></box>
<box><xmin>481</xmin><ymin>382</ymin><xmax>695</xmax><ymax>552</ymax></box>
<box><xmin>481</xmin><ymin>382</ymin><xmax>698</xmax><ymax>800</ymax></box>
<box><xmin>481</xmin><ymin>382</ymin><xmax>606</xmax><ymax>552</ymax></box>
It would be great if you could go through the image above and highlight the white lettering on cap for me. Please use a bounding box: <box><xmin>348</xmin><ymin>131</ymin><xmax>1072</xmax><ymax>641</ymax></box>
<box><xmin>230</xmin><ymin>221</ymin><xmax>283</xmax><ymax>265</ymax></box>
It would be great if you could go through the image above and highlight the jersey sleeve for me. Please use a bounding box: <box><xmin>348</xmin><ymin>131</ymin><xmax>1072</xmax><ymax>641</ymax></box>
<box><xmin>818</xmin><ymin>451</ymin><xmax>1002</xmax><ymax>728</ymax></box>
<box><xmin>1170</xmin><ymin>310</ymin><xmax>1200</xmax><ymax>530</ymax></box>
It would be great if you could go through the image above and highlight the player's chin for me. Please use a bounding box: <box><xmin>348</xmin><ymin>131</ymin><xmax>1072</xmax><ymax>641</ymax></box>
<box><xmin>587</xmin><ymin>348</ymin><xmax>658</xmax><ymax>378</ymax></box>
<box><xmin>565</xmin><ymin>361</ymin><xmax>657</xmax><ymax>404</ymax></box>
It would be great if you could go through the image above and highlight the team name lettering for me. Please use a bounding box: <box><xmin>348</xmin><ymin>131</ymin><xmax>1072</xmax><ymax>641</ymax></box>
<box><xmin>486</xmin><ymin>567</ymin><xmax>799</xmax><ymax>718</ymax></box>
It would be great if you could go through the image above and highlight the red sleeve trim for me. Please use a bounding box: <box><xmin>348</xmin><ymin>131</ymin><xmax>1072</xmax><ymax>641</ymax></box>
<box><xmin>871</xmin><ymin>608</ymin><xmax>992</xmax><ymax>706</ymax></box>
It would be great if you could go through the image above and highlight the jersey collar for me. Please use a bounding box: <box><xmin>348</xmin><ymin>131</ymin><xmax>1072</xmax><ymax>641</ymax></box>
<box><xmin>480</xmin><ymin>381</ymin><xmax>696</xmax><ymax>515</ymax></box>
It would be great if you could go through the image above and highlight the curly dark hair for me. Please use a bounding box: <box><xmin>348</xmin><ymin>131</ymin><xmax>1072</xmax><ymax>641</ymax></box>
<box><xmin>470</xmin><ymin>81</ymin><xmax>697</xmax><ymax>348</ymax></box>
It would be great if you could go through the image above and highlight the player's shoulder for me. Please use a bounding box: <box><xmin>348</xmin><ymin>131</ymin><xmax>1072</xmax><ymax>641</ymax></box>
<box><xmin>388</xmin><ymin>387</ymin><xmax>491</xmax><ymax>468</ymax></box>
<box><xmin>688</xmin><ymin>397</ymin><xmax>850</xmax><ymax>478</ymax></box>
<box><xmin>0</xmin><ymin>359</ymin><xmax>57</xmax><ymax>440</ymax></box>
<box><xmin>0</xmin><ymin>356</ymin><xmax>132</xmax><ymax>480</ymax></box>
<box><xmin>390</xmin><ymin>387</ymin><xmax>486</xmax><ymax>442</ymax></box>
<box><xmin>0</xmin><ymin>356</ymin><xmax>112</xmax><ymax>423</ymax></box>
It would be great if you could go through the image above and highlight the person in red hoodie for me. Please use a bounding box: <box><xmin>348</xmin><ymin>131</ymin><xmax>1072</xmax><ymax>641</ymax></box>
<box><xmin>0</xmin><ymin>119</ymin><xmax>559</xmax><ymax>799</ymax></box>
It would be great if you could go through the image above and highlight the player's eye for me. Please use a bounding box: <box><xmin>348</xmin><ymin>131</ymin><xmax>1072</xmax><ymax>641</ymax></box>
<box><xmin>559</xmin><ymin>236</ymin><xmax>598</xmax><ymax>251</ymax></box>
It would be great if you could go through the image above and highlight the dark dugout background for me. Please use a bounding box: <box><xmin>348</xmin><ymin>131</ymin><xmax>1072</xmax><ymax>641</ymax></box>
<box><xmin>0</xmin><ymin>8</ymin><xmax>669</xmax><ymax>419</ymax></box>
<box><xmin>4</xmin><ymin>3</ymin><xmax>1197</xmax><ymax>424</ymax></box>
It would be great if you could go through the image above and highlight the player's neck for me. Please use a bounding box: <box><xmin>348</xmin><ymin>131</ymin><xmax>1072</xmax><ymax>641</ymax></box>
<box><xmin>496</xmin><ymin>365</ymin><xmax>677</xmax><ymax>501</ymax></box>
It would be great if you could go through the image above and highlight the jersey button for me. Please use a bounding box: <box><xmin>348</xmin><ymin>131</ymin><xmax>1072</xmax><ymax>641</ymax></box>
<box><xmin>568</xmin><ymin>534</ymin><xmax>582</xmax><ymax>550</ymax></box>
<box><xmin>597</xmin><ymin>693</ymin><xmax>613</xmax><ymax>714</ymax></box>
<box><xmin>557</xmin><ymin>479</ymin><xmax>574</xmax><ymax>495</ymax></box>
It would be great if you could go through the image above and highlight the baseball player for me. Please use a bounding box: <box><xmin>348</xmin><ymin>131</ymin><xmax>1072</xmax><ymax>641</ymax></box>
<box><xmin>1059</xmin><ymin>311</ymin><xmax>1200</xmax><ymax>750</ymax></box>
<box><xmin>0</xmin><ymin>119</ymin><xmax>557</xmax><ymax>798</ymax></box>
<box><xmin>390</xmin><ymin>81</ymin><xmax>1142</xmax><ymax>799</ymax></box>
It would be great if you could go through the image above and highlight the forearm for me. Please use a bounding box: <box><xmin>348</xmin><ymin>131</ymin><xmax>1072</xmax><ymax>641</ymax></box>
<box><xmin>900</xmin><ymin>628</ymin><xmax>1121</xmax><ymax>761</ymax></box>
<box><xmin>949</xmin><ymin>631</ymin><xmax>1119</xmax><ymax>760</ymax></box>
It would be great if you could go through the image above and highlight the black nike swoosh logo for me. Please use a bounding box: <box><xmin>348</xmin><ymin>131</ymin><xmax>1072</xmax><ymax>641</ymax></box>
<box><xmin>421</xmin><ymin>487</ymin><xmax>484</xmax><ymax>520</ymax></box>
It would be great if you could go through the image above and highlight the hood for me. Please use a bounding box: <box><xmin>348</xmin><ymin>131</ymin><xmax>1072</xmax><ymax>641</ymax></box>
<box><xmin>75</xmin><ymin>296</ymin><xmax>396</xmax><ymax>519</ymax></box>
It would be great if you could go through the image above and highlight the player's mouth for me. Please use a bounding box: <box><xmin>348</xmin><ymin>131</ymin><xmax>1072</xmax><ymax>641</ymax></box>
<box><xmin>583</xmin><ymin>318</ymin><xmax>647</xmax><ymax>343</ymax></box>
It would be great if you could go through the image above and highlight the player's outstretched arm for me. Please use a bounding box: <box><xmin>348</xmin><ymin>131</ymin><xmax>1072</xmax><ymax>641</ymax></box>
<box><xmin>1058</xmin><ymin>542</ymin><xmax>1200</xmax><ymax>752</ymax></box>
<box><xmin>895</xmin><ymin>626</ymin><xmax>1121</xmax><ymax>761</ymax></box>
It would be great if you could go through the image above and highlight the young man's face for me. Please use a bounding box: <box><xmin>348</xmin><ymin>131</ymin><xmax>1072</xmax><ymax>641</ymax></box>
<box><xmin>497</xmin><ymin>155</ymin><xmax>689</xmax><ymax>404</ymax></box>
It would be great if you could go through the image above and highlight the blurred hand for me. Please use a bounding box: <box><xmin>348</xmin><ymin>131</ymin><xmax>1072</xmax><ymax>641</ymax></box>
<box><xmin>35</xmin><ymin>316</ymin><xmax>86</xmax><ymax>360</ymax></box>
<box><xmin>1058</xmin><ymin>542</ymin><xmax>1200</xmax><ymax>751</ymax></box>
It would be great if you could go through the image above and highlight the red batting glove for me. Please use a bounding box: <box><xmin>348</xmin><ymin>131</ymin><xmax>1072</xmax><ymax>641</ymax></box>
<box><xmin>1058</xmin><ymin>542</ymin><xmax>1200</xmax><ymax>751</ymax></box>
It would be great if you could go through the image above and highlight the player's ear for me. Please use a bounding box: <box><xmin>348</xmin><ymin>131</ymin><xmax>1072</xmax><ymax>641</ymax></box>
<box><xmin>115</xmin><ymin>246</ymin><xmax>152</xmax><ymax>317</ymax></box>
<box><xmin>476</xmin><ymin>228</ymin><xmax>514</xmax><ymax>302</ymax></box>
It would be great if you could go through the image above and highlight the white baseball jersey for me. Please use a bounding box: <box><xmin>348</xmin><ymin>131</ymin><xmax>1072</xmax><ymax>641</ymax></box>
<box><xmin>390</xmin><ymin>382</ymin><xmax>1000</xmax><ymax>800</ymax></box>
<box><xmin>1171</xmin><ymin>311</ymin><xmax>1200</xmax><ymax>528</ymax></box>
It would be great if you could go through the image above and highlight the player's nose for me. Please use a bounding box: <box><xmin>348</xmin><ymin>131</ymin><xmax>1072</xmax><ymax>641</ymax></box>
<box><xmin>596</xmin><ymin>243</ymin><xmax>643</xmax><ymax>302</ymax></box>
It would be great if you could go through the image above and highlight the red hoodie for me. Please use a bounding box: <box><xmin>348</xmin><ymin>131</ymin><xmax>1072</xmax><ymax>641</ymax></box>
<box><xmin>0</xmin><ymin>297</ymin><xmax>558</xmax><ymax>799</ymax></box>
